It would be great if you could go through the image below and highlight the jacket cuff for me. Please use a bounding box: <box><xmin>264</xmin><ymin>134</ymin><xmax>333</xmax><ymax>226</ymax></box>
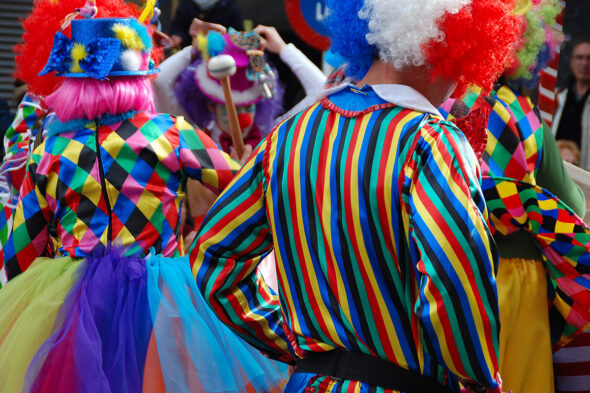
<box><xmin>461</xmin><ymin>372</ymin><xmax>504</xmax><ymax>393</ymax></box>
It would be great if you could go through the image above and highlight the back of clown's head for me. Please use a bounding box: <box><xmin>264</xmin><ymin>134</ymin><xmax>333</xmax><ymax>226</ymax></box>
<box><xmin>325</xmin><ymin>0</ymin><xmax>521</xmax><ymax>98</ymax></box>
<box><xmin>40</xmin><ymin>16</ymin><xmax>159</xmax><ymax>122</ymax></box>
<box><xmin>15</xmin><ymin>0</ymin><xmax>143</xmax><ymax>100</ymax></box>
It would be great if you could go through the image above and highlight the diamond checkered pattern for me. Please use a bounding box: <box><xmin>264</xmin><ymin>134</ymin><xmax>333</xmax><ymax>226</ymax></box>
<box><xmin>441</xmin><ymin>85</ymin><xmax>590</xmax><ymax>348</ymax></box>
<box><xmin>442</xmin><ymin>86</ymin><xmax>543</xmax><ymax>183</ymax></box>
<box><xmin>0</xmin><ymin>93</ymin><xmax>49</xmax><ymax>287</ymax></box>
<box><xmin>482</xmin><ymin>177</ymin><xmax>590</xmax><ymax>349</ymax></box>
<box><xmin>4</xmin><ymin>112</ymin><xmax>238</xmax><ymax>278</ymax></box>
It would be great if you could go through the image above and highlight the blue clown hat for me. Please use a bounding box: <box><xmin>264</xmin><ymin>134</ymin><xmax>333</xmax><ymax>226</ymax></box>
<box><xmin>39</xmin><ymin>18</ymin><xmax>158</xmax><ymax>79</ymax></box>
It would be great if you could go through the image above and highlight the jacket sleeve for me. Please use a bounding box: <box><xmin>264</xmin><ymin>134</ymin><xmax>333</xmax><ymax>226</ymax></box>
<box><xmin>3</xmin><ymin>94</ymin><xmax>47</xmax><ymax>194</ymax></box>
<box><xmin>176</xmin><ymin>117</ymin><xmax>240</xmax><ymax>193</ymax></box>
<box><xmin>4</xmin><ymin>148</ymin><xmax>53</xmax><ymax>279</ymax></box>
<box><xmin>401</xmin><ymin>119</ymin><xmax>501</xmax><ymax>390</ymax></box>
<box><xmin>280</xmin><ymin>44</ymin><xmax>326</xmax><ymax>97</ymax></box>
<box><xmin>190</xmin><ymin>135</ymin><xmax>295</xmax><ymax>362</ymax></box>
<box><xmin>536</xmin><ymin>120</ymin><xmax>586</xmax><ymax>216</ymax></box>
<box><xmin>153</xmin><ymin>46</ymin><xmax>192</xmax><ymax>118</ymax></box>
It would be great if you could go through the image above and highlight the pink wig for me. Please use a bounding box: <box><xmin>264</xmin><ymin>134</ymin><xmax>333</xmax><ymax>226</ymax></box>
<box><xmin>46</xmin><ymin>76</ymin><xmax>155</xmax><ymax>122</ymax></box>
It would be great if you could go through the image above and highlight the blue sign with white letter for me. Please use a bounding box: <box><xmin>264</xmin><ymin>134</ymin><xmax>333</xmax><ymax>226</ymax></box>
<box><xmin>300</xmin><ymin>0</ymin><xmax>329</xmax><ymax>37</ymax></box>
<box><xmin>285</xmin><ymin>0</ymin><xmax>331</xmax><ymax>50</ymax></box>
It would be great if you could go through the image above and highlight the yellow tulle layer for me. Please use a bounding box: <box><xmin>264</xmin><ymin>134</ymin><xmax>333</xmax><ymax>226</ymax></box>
<box><xmin>0</xmin><ymin>257</ymin><xmax>81</xmax><ymax>392</ymax></box>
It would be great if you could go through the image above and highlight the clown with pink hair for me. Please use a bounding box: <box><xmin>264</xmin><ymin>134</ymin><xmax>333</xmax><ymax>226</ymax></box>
<box><xmin>0</xmin><ymin>0</ymin><xmax>145</xmax><ymax>287</ymax></box>
<box><xmin>0</xmin><ymin>11</ymin><xmax>287</xmax><ymax>393</ymax></box>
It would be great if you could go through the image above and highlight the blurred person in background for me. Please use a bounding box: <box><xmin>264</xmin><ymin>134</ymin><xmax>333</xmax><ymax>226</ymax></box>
<box><xmin>236</xmin><ymin>0</ymin><xmax>322</xmax><ymax>111</ymax></box>
<box><xmin>155</xmin><ymin>22</ymin><xmax>284</xmax><ymax>153</ymax></box>
<box><xmin>155</xmin><ymin>21</ymin><xmax>280</xmax><ymax>234</ymax></box>
<box><xmin>556</xmin><ymin>139</ymin><xmax>581</xmax><ymax>166</ymax></box>
<box><xmin>154</xmin><ymin>19</ymin><xmax>324</xmax><ymax>151</ymax></box>
<box><xmin>167</xmin><ymin>0</ymin><xmax>243</xmax><ymax>49</ymax></box>
<box><xmin>553</xmin><ymin>37</ymin><xmax>590</xmax><ymax>168</ymax></box>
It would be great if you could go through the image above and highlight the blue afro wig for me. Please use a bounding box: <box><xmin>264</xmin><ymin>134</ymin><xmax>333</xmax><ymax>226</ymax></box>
<box><xmin>325</xmin><ymin>0</ymin><xmax>376</xmax><ymax>80</ymax></box>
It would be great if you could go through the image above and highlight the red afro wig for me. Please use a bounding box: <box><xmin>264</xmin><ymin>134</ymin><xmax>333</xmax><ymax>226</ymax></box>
<box><xmin>423</xmin><ymin>0</ymin><xmax>521</xmax><ymax>97</ymax></box>
<box><xmin>14</xmin><ymin>0</ymin><xmax>141</xmax><ymax>98</ymax></box>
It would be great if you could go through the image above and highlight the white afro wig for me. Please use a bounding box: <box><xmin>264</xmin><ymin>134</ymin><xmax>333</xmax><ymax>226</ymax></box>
<box><xmin>359</xmin><ymin>0</ymin><xmax>471</xmax><ymax>70</ymax></box>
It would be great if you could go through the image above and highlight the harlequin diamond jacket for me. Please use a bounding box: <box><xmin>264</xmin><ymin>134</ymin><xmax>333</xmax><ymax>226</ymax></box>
<box><xmin>4</xmin><ymin>111</ymin><xmax>239</xmax><ymax>278</ymax></box>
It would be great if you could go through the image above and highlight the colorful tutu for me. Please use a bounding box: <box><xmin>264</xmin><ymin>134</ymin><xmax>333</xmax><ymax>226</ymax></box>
<box><xmin>0</xmin><ymin>250</ymin><xmax>288</xmax><ymax>393</ymax></box>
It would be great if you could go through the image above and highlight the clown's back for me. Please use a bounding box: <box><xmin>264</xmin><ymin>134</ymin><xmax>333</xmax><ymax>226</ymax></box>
<box><xmin>197</xmin><ymin>84</ymin><xmax>501</xmax><ymax>392</ymax></box>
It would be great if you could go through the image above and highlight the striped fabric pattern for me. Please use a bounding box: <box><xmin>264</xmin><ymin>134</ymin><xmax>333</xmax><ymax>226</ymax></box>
<box><xmin>554</xmin><ymin>329</ymin><xmax>590</xmax><ymax>393</ymax></box>
<box><xmin>537</xmin><ymin>0</ymin><xmax>565</xmax><ymax>128</ymax></box>
<box><xmin>4</xmin><ymin>112</ymin><xmax>238</xmax><ymax>278</ymax></box>
<box><xmin>193</xmin><ymin>85</ymin><xmax>501</xmax><ymax>391</ymax></box>
<box><xmin>538</xmin><ymin>56</ymin><xmax>561</xmax><ymax>128</ymax></box>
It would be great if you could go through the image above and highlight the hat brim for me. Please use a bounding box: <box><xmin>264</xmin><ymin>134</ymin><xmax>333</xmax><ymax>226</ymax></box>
<box><xmin>57</xmin><ymin>68</ymin><xmax>160</xmax><ymax>78</ymax></box>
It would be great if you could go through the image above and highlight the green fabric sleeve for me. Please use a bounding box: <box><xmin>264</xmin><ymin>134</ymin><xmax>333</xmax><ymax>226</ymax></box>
<box><xmin>536</xmin><ymin>121</ymin><xmax>586</xmax><ymax>217</ymax></box>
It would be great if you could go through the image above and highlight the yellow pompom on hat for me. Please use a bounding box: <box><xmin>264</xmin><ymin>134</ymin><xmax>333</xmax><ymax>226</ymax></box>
<box><xmin>514</xmin><ymin>0</ymin><xmax>533</xmax><ymax>15</ymax></box>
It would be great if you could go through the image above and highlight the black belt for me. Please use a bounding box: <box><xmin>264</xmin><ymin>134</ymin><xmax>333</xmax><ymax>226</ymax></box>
<box><xmin>296</xmin><ymin>349</ymin><xmax>453</xmax><ymax>393</ymax></box>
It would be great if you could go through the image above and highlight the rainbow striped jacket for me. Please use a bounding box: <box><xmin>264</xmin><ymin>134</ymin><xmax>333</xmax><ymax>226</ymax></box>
<box><xmin>192</xmin><ymin>85</ymin><xmax>501</xmax><ymax>392</ymax></box>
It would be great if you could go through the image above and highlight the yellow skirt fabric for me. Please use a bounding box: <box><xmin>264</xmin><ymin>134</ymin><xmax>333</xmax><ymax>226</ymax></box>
<box><xmin>497</xmin><ymin>257</ymin><xmax>554</xmax><ymax>393</ymax></box>
<box><xmin>0</xmin><ymin>257</ymin><xmax>81</xmax><ymax>392</ymax></box>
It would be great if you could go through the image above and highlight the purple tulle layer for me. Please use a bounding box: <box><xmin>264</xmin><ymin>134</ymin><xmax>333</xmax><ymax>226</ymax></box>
<box><xmin>25</xmin><ymin>251</ymin><xmax>152</xmax><ymax>393</ymax></box>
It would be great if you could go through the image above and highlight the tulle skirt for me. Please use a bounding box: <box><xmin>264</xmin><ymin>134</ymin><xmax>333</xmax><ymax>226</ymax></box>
<box><xmin>0</xmin><ymin>251</ymin><xmax>287</xmax><ymax>393</ymax></box>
